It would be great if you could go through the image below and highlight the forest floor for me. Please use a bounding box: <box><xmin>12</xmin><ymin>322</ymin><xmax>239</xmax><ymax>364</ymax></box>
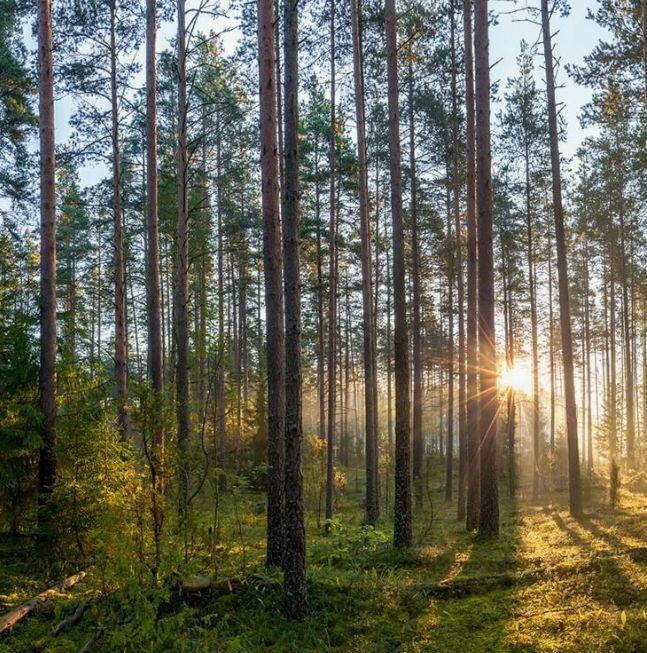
<box><xmin>2</xmin><ymin>480</ymin><xmax>647</xmax><ymax>652</ymax></box>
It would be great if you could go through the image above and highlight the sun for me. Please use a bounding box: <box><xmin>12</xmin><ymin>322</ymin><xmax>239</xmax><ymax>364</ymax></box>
<box><xmin>499</xmin><ymin>360</ymin><xmax>534</xmax><ymax>395</ymax></box>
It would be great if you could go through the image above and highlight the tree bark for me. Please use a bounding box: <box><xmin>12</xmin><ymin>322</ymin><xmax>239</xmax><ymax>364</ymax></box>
<box><xmin>146</xmin><ymin>0</ymin><xmax>164</xmax><ymax>448</ymax></box>
<box><xmin>325</xmin><ymin>0</ymin><xmax>338</xmax><ymax>523</ymax></box>
<box><xmin>176</xmin><ymin>0</ymin><xmax>190</xmax><ymax>520</ymax></box>
<box><xmin>475</xmin><ymin>0</ymin><xmax>499</xmax><ymax>537</ymax></box>
<box><xmin>385</xmin><ymin>0</ymin><xmax>412</xmax><ymax>548</ymax></box>
<box><xmin>37</xmin><ymin>0</ymin><xmax>57</xmax><ymax>526</ymax></box>
<box><xmin>408</xmin><ymin>52</ymin><xmax>423</xmax><ymax>489</ymax></box>
<box><xmin>351</xmin><ymin>0</ymin><xmax>379</xmax><ymax>524</ymax></box>
<box><xmin>524</xmin><ymin>141</ymin><xmax>540</xmax><ymax>500</ymax></box>
<box><xmin>463</xmin><ymin>0</ymin><xmax>479</xmax><ymax>532</ymax></box>
<box><xmin>541</xmin><ymin>0</ymin><xmax>582</xmax><ymax>519</ymax></box>
<box><xmin>216</xmin><ymin>111</ymin><xmax>226</xmax><ymax>490</ymax></box>
<box><xmin>548</xmin><ymin>251</ymin><xmax>556</xmax><ymax>454</ymax></box>
<box><xmin>282</xmin><ymin>0</ymin><xmax>306</xmax><ymax>619</ymax></box>
<box><xmin>110</xmin><ymin>0</ymin><xmax>128</xmax><ymax>439</ymax></box>
<box><xmin>258</xmin><ymin>0</ymin><xmax>285</xmax><ymax>569</ymax></box>
<box><xmin>450</xmin><ymin>0</ymin><xmax>467</xmax><ymax>521</ymax></box>
<box><xmin>445</xmin><ymin>168</ymin><xmax>455</xmax><ymax>503</ymax></box>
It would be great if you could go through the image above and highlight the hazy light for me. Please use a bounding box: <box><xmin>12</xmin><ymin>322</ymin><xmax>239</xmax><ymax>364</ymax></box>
<box><xmin>500</xmin><ymin>360</ymin><xmax>533</xmax><ymax>395</ymax></box>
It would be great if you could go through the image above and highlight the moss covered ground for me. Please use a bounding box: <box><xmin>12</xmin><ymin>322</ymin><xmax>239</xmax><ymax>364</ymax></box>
<box><xmin>2</xmin><ymin>482</ymin><xmax>647</xmax><ymax>652</ymax></box>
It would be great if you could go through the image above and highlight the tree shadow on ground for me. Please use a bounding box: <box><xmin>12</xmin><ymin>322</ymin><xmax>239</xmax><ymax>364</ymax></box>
<box><xmin>399</xmin><ymin>501</ymin><xmax>540</xmax><ymax>653</ymax></box>
<box><xmin>551</xmin><ymin>509</ymin><xmax>645</xmax><ymax>610</ymax></box>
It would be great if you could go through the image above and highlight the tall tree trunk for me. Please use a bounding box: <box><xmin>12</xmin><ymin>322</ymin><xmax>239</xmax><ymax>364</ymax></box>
<box><xmin>110</xmin><ymin>0</ymin><xmax>128</xmax><ymax>439</ymax></box>
<box><xmin>450</xmin><ymin>0</ymin><xmax>467</xmax><ymax>520</ymax></box>
<box><xmin>524</xmin><ymin>144</ymin><xmax>540</xmax><ymax>500</ymax></box>
<box><xmin>548</xmin><ymin>250</ymin><xmax>556</xmax><ymax>454</ymax></box>
<box><xmin>325</xmin><ymin>0</ymin><xmax>337</xmax><ymax>522</ymax></box>
<box><xmin>385</xmin><ymin>0</ymin><xmax>412</xmax><ymax>548</ymax></box>
<box><xmin>386</xmin><ymin>224</ymin><xmax>393</xmax><ymax>461</ymax></box>
<box><xmin>475</xmin><ymin>0</ymin><xmax>499</xmax><ymax>537</ymax></box>
<box><xmin>584</xmin><ymin>247</ymin><xmax>593</xmax><ymax>473</ymax></box>
<box><xmin>618</xmin><ymin>189</ymin><xmax>635</xmax><ymax>466</ymax></box>
<box><xmin>541</xmin><ymin>0</ymin><xmax>582</xmax><ymax>518</ymax></box>
<box><xmin>176</xmin><ymin>0</ymin><xmax>190</xmax><ymax>521</ymax></box>
<box><xmin>216</xmin><ymin>113</ymin><xmax>226</xmax><ymax>490</ymax></box>
<box><xmin>316</xmin><ymin>155</ymin><xmax>325</xmax><ymax>443</ymax></box>
<box><xmin>282</xmin><ymin>0</ymin><xmax>306</xmax><ymax>619</ymax></box>
<box><xmin>408</xmin><ymin>51</ymin><xmax>423</xmax><ymax>490</ymax></box>
<box><xmin>258</xmin><ymin>0</ymin><xmax>285</xmax><ymax>569</ymax></box>
<box><xmin>609</xmin><ymin>251</ymin><xmax>618</xmax><ymax>466</ymax></box>
<box><xmin>463</xmin><ymin>0</ymin><xmax>479</xmax><ymax>532</ymax></box>
<box><xmin>504</xmin><ymin>271</ymin><xmax>516</xmax><ymax>497</ymax></box>
<box><xmin>37</xmin><ymin>0</ymin><xmax>57</xmax><ymax>527</ymax></box>
<box><xmin>445</xmin><ymin>169</ymin><xmax>455</xmax><ymax>503</ymax></box>
<box><xmin>342</xmin><ymin>291</ymin><xmax>351</xmax><ymax>467</ymax></box>
<box><xmin>145</xmin><ymin>0</ymin><xmax>164</xmax><ymax>455</ymax></box>
<box><xmin>351</xmin><ymin>0</ymin><xmax>379</xmax><ymax>524</ymax></box>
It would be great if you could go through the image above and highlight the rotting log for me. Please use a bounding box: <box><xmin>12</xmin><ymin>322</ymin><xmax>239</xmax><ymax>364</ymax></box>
<box><xmin>0</xmin><ymin>571</ymin><xmax>86</xmax><ymax>634</ymax></box>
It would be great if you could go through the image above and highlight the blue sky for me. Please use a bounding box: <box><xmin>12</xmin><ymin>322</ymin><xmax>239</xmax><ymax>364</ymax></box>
<box><xmin>490</xmin><ymin>0</ymin><xmax>608</xmax><ymax>158</ymax></box>
<box><xmin>20</xmin><ymin>1</ymin><xmax>610</xmax><ymax>198</ymax></box>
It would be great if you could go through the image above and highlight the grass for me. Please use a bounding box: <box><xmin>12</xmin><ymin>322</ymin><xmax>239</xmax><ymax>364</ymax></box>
<box><xmin>2</xmin><ymin>479</ymin><xmax>647</xmax><ymax>652</ymax></box>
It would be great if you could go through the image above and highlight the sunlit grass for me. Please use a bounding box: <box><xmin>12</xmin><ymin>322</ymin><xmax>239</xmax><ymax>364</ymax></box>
<box><xmin>3</xmin><ymin>484</ymin><xmax>647</xmax><ymax>652</ymax></box>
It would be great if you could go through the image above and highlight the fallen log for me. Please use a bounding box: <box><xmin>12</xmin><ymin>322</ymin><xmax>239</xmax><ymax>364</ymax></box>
<box><xmin>0</xmin><ymin>571</ymin><xmax>86</xmax><ymax>634</ymax></box>
<box><xmin>53</xmin><ymin>597</ymin><xmax>90</xmax><ymax>636</ymax></box>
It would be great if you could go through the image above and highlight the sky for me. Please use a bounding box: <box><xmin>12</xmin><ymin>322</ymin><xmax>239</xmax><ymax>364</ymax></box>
<box><xmin>12</xmin><ymin>0</ymin><xmax>609</xmax><ymax>202</ymax></box>
<box><xmin>490</xmin><ymin>0</ymin><xmax>608</xmax><ymax>159</ymax></box>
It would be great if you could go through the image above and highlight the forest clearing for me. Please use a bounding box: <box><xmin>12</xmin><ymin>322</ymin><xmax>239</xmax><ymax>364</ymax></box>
<box><xmin>1</xmin><ymin>0</ymin><xmax>646</xmax><ymax>649</ymax></box>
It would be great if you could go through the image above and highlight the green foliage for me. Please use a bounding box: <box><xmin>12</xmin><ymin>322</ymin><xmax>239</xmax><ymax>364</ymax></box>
<box><xmin>0</xmin><ymin>0</ymin><xmax>35</xmax><ymax>200</ymax></box>
<box><xmin>0</xmin><ymin>311</ymin><xmax>39</xmax><ymax>533</ymax></box>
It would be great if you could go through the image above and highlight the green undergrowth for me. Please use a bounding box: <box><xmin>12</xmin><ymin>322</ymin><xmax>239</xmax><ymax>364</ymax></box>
<box><xmin>2</xmin><ymin>484</ymin><xmax>647</xmax><ymax>652</ymax></box>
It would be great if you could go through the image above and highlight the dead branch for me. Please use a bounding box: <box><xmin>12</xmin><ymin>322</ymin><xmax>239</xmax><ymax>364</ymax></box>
<box><xmin>0</xmin><ymin>572</ymin><xmax>86</xmax><ymax>634</ymax></box>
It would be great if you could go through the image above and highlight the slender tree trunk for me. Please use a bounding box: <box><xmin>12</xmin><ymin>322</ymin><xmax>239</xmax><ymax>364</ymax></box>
<box><xmin>524</xmin><ymin>146</ymin><xmax>540</xmax><ymax>500</ymax></box>
<box><xmin>315</xmin><ymin>157</ymin><xmax>325</xmax><ymax>443</ymax></box>
<box><xmin>475</xmin><ymin>0</ymin><xmax>499</xmax><ymax>537</ymax></box>
<box><xmin>325</xmin><ymin>0</ymin><xmax>337</xmax><ymax>522</ymax></box>
<box><xmin>408</xmin><ymin>51</ymin><xmax>423</xmax><ymax>490</ymax></box>
<box><xmin>463</xmin><ymin>0</ymin><xmax>479</xmax><ymax>532</ymax></box>
<box><xmin>37</xmin><ymin>0</ymin><xmax>57</xmax><ymax>527</ymax></box>
<box><xmin>445</xmin><ymin>170</ymin><xmax>455</xmax><ymax>503</ymax></box>
<box><xmin>450</xmin><ymin>0</ymin><xmax>467</xmax><ymax>520</ymax></box>
<box><xmin>282</xmin><ymin>0</ymin><xmax>306</xmax><ymax>619</ymax></box>
<box><xmin>548</xmin><ymin>251</ymin><xmax>556</xmax><ymax>454</ymax></box>
<box><xmin>584</xmin><ymin>245</ymin><xmax>593</xmax><ymax>473</ymax></box>
<box><xmin>609</xmin><ymin>251</ymin><xmax>618</xmax><ymax>465</ymax></box>
<box><xmin>258</xmin><ymin>0</ymin><xmax>285</xmax><ymax>569</ymax></box>
<box><xmin>504</xmin><ymin>272</ymin><xmax>516</xmax><ymax>497</ymax></box>
<box><xmin>618</xmin><ymin>193</ymin><xmax>635</xmax><ymax>466</ymax></box>
<box><xmin>110</xmin><ymin>0</ymin><xmax>128</xmax><ymax>439</ymax></box>
<box><xmin>176</xmin><ymin>0</ymin><xmax>190</xmax><ymax>520</ymax></box>
<box><xmin>385</xmin><ymin>0</ymin><xmax>412</xmax><ymax>548</ymax></box>
<box><xmin>541</xmin><ymin>0</ymin><xmax>582</xmax><ymax>518</ymax></box>
<box><xmin>351</xmin><ymin>0</ymin><xmax>379</xmax><ymax>524</ymax></box>
<box><xmin>146</xmin><ymin>0</ymin><xmax>163</xmax><ymax>451</ymax></box>
<box><xmin>342</xmin><ymin>291</ymin><xmax>351</xmax><ymax>467</ymax></box>
<box><xmin>386</xmin><ymin>227</ymin><xmax>393</xmax><ymax>459</ymax></box>
<box><xmin>216</xmin><ymin>114</ymin><xmax>226</xmax><ymax>490</ymax></box>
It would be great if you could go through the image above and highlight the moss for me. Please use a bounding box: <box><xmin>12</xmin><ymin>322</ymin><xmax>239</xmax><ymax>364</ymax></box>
<box><xmin>3</xmin><ymin>487</ymin><xmax>647</xmax><ymax>652</ymax></box>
